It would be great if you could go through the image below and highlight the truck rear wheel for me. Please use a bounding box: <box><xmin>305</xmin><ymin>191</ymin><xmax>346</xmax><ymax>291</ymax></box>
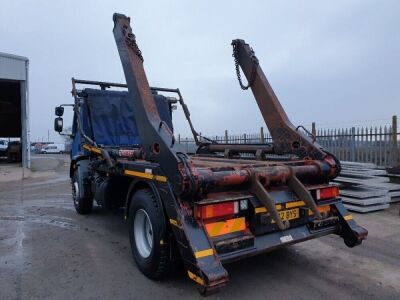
<box><xmin>72</xmin><ymin>171</ymin><xmax>93</xmax><ymax>214</ymax></box>
<box><xmin>128</xmin><ymin>189</ymin><xmax>170</xmax><ymax>279</ymax></box>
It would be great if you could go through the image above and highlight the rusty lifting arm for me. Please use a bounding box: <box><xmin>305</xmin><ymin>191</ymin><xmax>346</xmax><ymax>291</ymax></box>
<box><xmin>231</xmin><ymin>40</ymin><xmax>327</xmax><ymax>160</ymax></box>
<box><xmin>112</xmin><ymin>13</ymin><xmax>192</xmax><ymax>194</ymax></box>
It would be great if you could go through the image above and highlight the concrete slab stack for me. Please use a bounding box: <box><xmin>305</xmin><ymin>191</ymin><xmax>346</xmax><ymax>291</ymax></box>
<box><xmin>333</xmin><ymin>161</ymin><xmax>400</xmax><ymax>213</ymax></box>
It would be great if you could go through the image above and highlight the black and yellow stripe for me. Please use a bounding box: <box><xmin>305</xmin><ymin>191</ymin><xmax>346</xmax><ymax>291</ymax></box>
<box><xmin>124</xmin><ymin>169</ymin><xmax>167</xmax><ymax>182</ymax></box>
<box><xmin>82</xmin><ymin>144</ymin><xmax>102</xmax><ymax>154</ymax></box>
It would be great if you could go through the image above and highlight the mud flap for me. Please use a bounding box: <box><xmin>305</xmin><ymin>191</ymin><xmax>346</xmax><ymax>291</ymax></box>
<box><xmin>170</xmin><ymin>215</ymin><xmax>229</xmax><ymax>291</ymax></box>
<box><xmin>157</xmin><ymin>183</ymin><xmax>228</xmax><ymax>292</ymax></box>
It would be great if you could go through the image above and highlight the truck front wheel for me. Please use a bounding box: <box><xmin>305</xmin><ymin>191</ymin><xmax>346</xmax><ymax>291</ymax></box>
<box><xmin>72</xmin><ymin>171</ymin><xmax>93</xmax><ymax>214</ymax></box>
<box><xmin>128</xmin><ymin>189</ymin><xmax>171</xmax><ymax>279</ymax></box>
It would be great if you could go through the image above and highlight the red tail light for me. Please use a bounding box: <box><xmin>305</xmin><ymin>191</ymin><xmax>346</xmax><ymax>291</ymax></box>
<box><xmin>196</xmin><ymin>202</ymin><xmax>239</xmax><ymax>220</ymax></box>
<box><xmin>316</xmin><ymin>186</ymin><xmax>340</xmax><ymax>200</ymax></box>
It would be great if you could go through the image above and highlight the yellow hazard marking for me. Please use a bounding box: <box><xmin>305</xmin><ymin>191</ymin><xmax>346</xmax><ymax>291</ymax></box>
<box><xmin>83</xmin><ymin>144</ymin><xmax>102</xmax><ymax>154</ymax></box>
<box><xmin>169</xmin><ymin>219</ymin><xmax>182</xmax><ymax>228</ymax></box>
<box><xmin>285</xmin><ymin>201</ymin><xmax>306</xmax><ymax>209</ymax></box>
<box><xmin>124</xmin><ymin>169</ymin><xmax>167</xmax><ymax>182</ymax></box>
<box><xmin>208</xmin><ymin>221</ymin><xmax>225</xmax><ymax>236</ymax></box>
<box><xmin>205</xmin><ymin>217</ymin><xmax>245</xmax><ymax>238</ymax></box>
<box><xmin>187</xmin><ymin>271</ymin><xmax>204</xmax><ymax>285</ymax></box>
<box><xmin>255</xmin><ymin>204</ymin><xmax>282</xmax><ymax>214</ymax></box>
<box><xmin>255</xmin><ymin>207</ymin><xmax>267</xmax><ymax>214</ymax></box>
<box><xmin>154</xmin><ymin>175</ymin><xmax>167</xmax><ymax>182</ymax></box>
<box><xmin>344</xmin><ymin>214</ymin><xmax>353</xmax><ymax>221</ymax></box>
<box><xmin>194</xmin><ymin>248</ymin><xmax>214</xmax><ymax>259</ymax></box>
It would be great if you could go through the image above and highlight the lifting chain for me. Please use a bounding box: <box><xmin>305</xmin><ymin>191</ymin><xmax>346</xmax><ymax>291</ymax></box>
<box><xmin>123</xmin><ymin>26</ymin><xmax>144</xmax><ymax>62</ymax></box>
<box><xmin>232</xmin><ymin>41</ymin><xmax>259</xmax><ymax>90</ymax></box>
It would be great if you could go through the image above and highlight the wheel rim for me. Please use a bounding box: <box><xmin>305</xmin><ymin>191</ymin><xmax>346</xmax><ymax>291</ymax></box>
<box><xmin>72</xmin><ymin>181</ymin><xmax>79</xmax><ymax>206</ymax></box>
<box><xmin>134</xmin><ymin>209</ymin><xmax>153</xmax><ymax>258</ymax></box>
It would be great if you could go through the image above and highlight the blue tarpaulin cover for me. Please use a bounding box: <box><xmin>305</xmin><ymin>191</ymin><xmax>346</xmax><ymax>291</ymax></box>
<box><xmin>71</xmin><ymin>88</ymin><xmax>173</xmax><ymax>157</ymax></box>
<box><xmin>85</xmin><ymin>88</ymin><xmax>173</xmax><ymax>147</ymax></box>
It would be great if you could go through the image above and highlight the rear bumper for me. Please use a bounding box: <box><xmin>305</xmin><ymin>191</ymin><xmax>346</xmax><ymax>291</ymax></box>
<box><xmin>179</xmin><ymin>199</ymin><xmax>367</xmax><ymax>291</ymax></box>
<box><xmin>218</xmin><ymin>224</ymin><xmax>336</xmax><ymax>263</ymax></box>
<box><xmin>217</xmin><ymin>200</ymin><xmax>367</xmax><ymax>263</ymax></box>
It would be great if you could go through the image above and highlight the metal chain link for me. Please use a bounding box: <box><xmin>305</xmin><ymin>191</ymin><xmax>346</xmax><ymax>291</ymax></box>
<box><xmin>232</xmin><ymin>43</ymin><xmax>258</xmax><ymax>90</ymax></box>
<box><xmin>123</xmin><ymin>27</ymin><xmax>144</xmax><ymax>62</ymax></box>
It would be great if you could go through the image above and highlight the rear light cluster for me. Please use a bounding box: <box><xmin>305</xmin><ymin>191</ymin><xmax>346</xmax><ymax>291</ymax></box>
<box><xmin>196</xmin><ymin>200</ymin><xmax>249</xmax><ymax>238</ymax></box>
<box><xmin>315</xmin><ymin>186</ymin><xmax>340</xmax><ymax>200</ymax></box>
<box><xmin>196</xmin><ymin>200</ymin><xmax>248</xmax><ymax>220</ymax></box>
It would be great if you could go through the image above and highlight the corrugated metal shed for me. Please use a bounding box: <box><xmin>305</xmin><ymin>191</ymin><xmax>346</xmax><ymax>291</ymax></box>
<box><xmin>0</xmin><ymin>52</ymin><xmax>30</xmax><ymax>169</ymax></box>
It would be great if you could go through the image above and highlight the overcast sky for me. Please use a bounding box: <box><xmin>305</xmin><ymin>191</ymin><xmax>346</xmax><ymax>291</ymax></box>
<box><xmin>0</xmin><ymin>0</ymin><xmax>399</xmax><ymax>142</ymax></box>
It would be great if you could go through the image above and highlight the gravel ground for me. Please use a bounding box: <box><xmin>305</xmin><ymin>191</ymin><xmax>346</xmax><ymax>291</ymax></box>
<box><xmin>0</xmin><ymin>155</ymin><xmax>399</xmax><ymax>299</ymax></box>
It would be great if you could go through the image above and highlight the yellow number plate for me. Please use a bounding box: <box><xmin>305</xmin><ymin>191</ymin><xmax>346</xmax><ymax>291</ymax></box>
<box><xmin>279</xmin><ymin>208</ymin><xmax>299</xmax><ymax>221</ymax></box>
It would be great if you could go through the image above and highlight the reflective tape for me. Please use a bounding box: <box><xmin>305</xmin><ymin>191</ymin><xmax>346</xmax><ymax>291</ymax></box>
<box><xmin>83</xmin><ymin>144</ymin><xmax>102</xmax><ymax>154</ymax></box>
<box><xmin>194</xmin><ymin>248</ymin><xmax>214</xmax><ymax>259</ymax></box>
<box><xmin>344</xmin><ymin>215</ymin><xmax>353</xmax><ymax>221</ymax></box>
<box><xmin>255</xmin><ymin>204</ymin><xmax>282</xmax><ymax>214</ymax></box>
<box><xmin>205</xmin><ymin>217</ymin><xmax>245</xmax><ymax>237</ymax></box>
<box><xmin>169</xmin><ymin>219</ymin><xmax>182</xmax><ymax>228</ymax></box>
<box><xmin>285</xmin><ymin>201</ymin><xmax>305</xmax><ymax>208</ymax></box>
<box><xmin>124</xmin><ymin>169</ymin><xmax>167</xmax><ymax>182</ymax></box>
<box><xmin>187</xmin><ymin>271</ymin><xmax>204</xmax><ymax>285</ymax></box>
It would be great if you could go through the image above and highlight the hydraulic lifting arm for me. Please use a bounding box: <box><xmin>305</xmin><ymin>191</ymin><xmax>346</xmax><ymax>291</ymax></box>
<box><xmin>231</xmin><ymin>39</ymin><xmax>339</xmax><ymax>174</ymax></box>
<box><xmin>113</xmin><ymin>14</ymin><xmax>194</xmax><ymax>194</ymax></box>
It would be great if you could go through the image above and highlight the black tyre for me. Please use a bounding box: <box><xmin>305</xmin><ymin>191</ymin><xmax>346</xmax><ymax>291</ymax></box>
<box><xmin>128</xmin><ymin>189</ymin><xmax>171</xmax><ymax>279</ymax></box>
<box><xmin>72</xmin><ymin>171</ymin><xmax>93</xmax><ymax>214</ymax></box>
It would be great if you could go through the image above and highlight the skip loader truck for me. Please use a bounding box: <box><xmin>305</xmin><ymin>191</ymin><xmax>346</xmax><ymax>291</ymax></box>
<box><xmin>54</xmin><ymin>13</ymin><xmax>367</xmax><ymax>295</ymax></box>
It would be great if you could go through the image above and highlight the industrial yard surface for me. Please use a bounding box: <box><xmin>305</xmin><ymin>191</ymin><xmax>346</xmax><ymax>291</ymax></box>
<box><xmin>1</xmin><ymin>155</ymin><xmax>399</xmax><ymax>300</ymax></box>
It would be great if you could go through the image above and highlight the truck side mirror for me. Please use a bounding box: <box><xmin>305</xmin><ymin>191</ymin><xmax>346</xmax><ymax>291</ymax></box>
<box><xmin>54</xmin><ymin>117</ymin><xmax>63</xmax><ymax>133</ymax></box>
<box><xmin>55</xmin><ymin>106</ymin><xmax>64</xmax><ymax>116</ymax></box>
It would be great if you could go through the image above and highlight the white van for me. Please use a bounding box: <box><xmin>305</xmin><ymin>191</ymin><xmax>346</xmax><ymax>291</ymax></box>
<box><xmin>41</xmin><ymin>143</ymin><xmax>65</xmax><ymax>154</ymax></box>
<box><xmin>0</xmin><ymin>139</ymin><xmax>8</xmax><ymax>156</ymax></box>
